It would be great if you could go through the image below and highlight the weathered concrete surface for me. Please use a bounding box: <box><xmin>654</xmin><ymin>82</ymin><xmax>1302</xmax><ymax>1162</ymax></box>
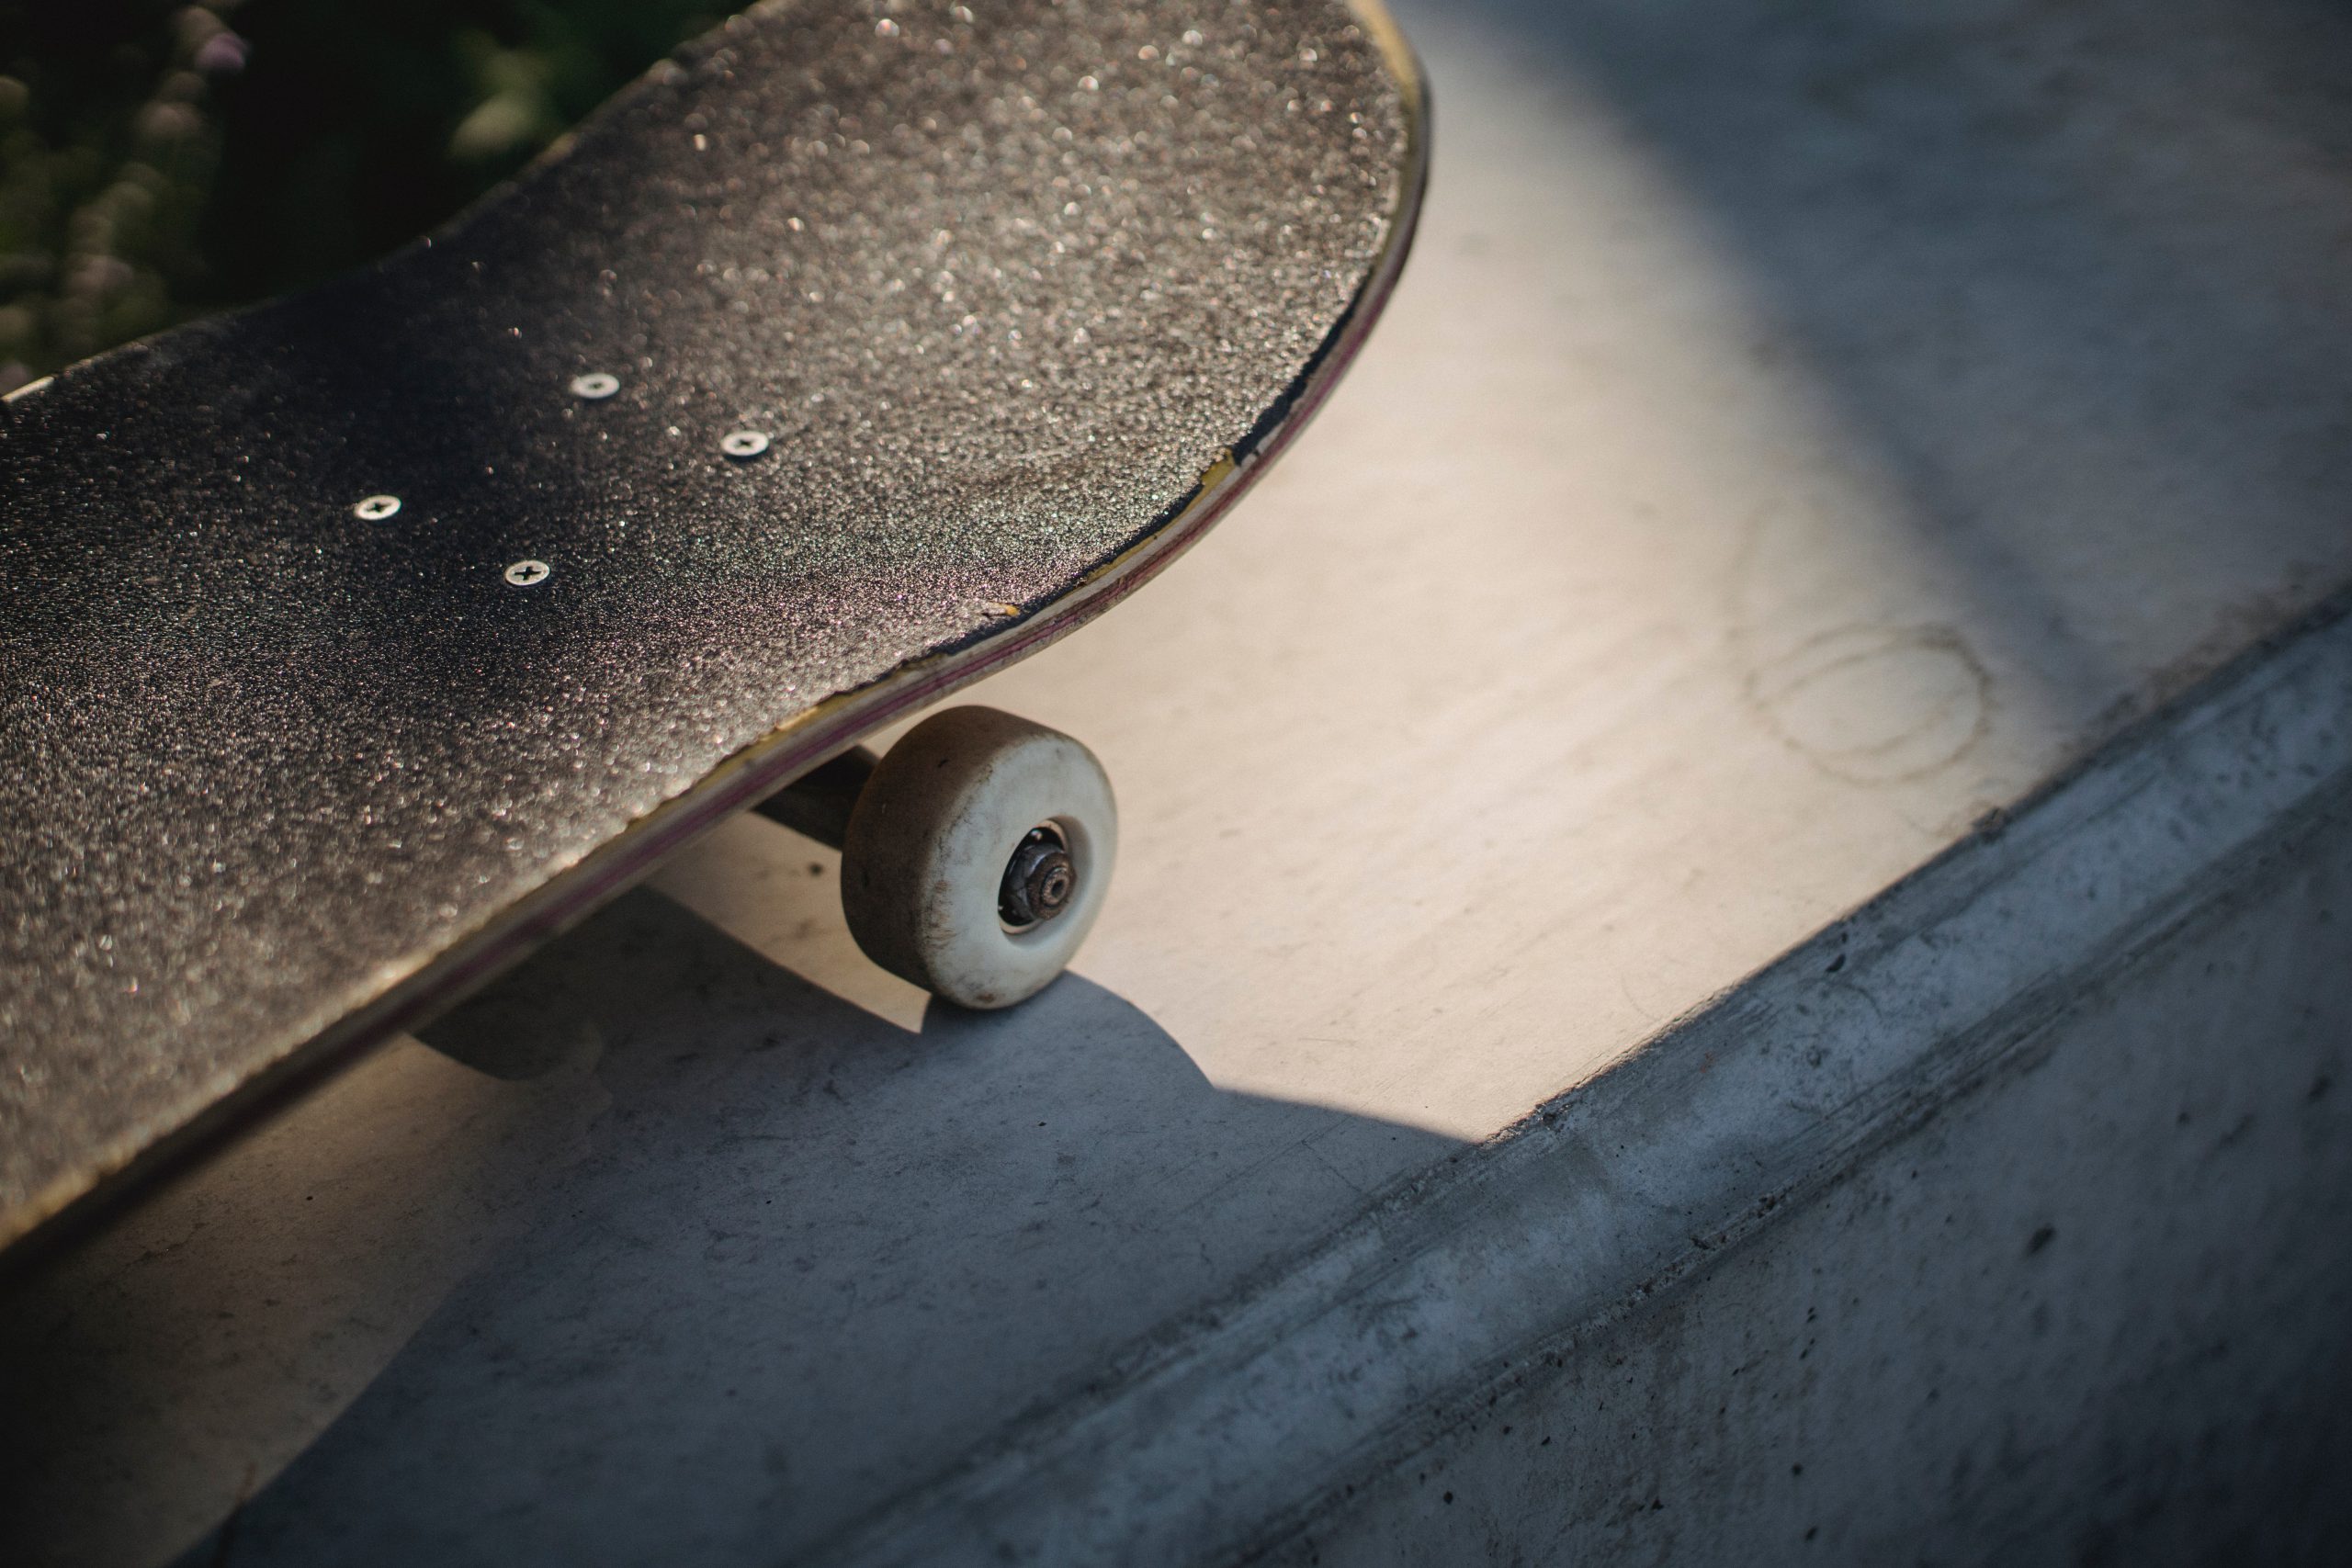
<box><xmin>1281</xmin><ymin>791</ymin><xmax>2352</xmax><ymax>1566</ymax></box>
<box><xmin>6</xmin><ymin>0</ymin><xmax>2352</xmax><ymax>1561</ymax></box>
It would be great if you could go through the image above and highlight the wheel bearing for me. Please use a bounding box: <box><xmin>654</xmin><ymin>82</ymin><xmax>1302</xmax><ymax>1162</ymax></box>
<box><xmin>1000</xmin><ymin>823</ymin><xmax>1077</xmax><ymax>931</ymax></box>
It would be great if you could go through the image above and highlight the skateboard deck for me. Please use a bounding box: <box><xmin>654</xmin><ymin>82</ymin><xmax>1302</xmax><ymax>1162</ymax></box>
<box><xmin>0</xmin><ymin>0</ymin><xmax>1426</xmax><ymax>1258</ymax></box>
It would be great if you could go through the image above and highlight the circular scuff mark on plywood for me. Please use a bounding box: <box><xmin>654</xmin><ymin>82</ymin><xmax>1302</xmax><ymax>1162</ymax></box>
<box><xmin>1747</xmin><ymin>623</ymin><xmax>1991</xmax><ymax>784</ymax></box>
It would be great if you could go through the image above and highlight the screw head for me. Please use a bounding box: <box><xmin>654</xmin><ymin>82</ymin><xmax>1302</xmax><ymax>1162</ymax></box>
<box><xmin>503</xmin><ymin>558</ymin><xmax>552</xmax><ymax>587</ymax></box>
<box><xmin>354</xmin><ymin>494</ymin><xmax>401</xmax><ymax>520</ymax></box>
<box><xmin>720</xmin><ymin>429</ymin><xmax>772</xmax><ymax>459</ymax></box>
<box><xmin>570</xmin><ymin>372</ymin><xmax>620</xmax><ymax>400</ymax></box>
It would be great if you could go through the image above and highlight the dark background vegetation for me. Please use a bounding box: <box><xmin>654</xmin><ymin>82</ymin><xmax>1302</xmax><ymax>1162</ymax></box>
<box><xmin>0</xmin><ymin>0</ymin><xmax>720</xmax><ymax>389</ymax></box>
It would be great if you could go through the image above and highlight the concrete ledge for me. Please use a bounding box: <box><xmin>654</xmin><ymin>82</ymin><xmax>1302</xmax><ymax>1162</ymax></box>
<box><xmin>813</xmin><ymin>601</ymin><xmax>2352</xmax><ymax>1565</ymax></box>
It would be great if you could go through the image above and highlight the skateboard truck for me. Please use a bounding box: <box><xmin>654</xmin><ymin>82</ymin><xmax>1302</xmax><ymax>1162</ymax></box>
<box><xmin>754</xmin><ymin>706</ymin><xmax>1117</xmax><ymax>1010</ymax></box>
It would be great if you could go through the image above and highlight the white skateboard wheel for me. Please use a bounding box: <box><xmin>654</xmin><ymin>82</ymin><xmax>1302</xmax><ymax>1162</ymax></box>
<box><xmin>841</xmin><ymin>706</ymin><xmax>1117</xmax><ymax>1009</ymax></box>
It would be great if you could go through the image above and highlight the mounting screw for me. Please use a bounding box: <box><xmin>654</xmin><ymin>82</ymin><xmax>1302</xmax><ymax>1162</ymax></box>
<box><xmin>999</xmin><ymin>823</ymin><xmax>1076</xmax><ymax>931</ymax></box>
<box><xmin>570</xmin><ymin>372</ymin><xmax>620</xmax><ymax>400</ymax></box>
<box><xmin>354</xmin><ymin>495</ymin><xmax>401</xmax><ymax>520</ymax></box>
<box><xmin>504</xmin><ymin>558</ymin><xmax>552</xmax><ymax>587</ymax></box>
<box><xmin>720</xmin><ymin>429</ymin><xmax>772</xmax><ymax>459</ymax></box>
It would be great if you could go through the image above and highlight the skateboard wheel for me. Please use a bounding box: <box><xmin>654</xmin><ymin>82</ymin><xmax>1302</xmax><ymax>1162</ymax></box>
<box><xmin>841</xmin><ymin>706</ymin><xmax>1116</xmax><ymax>1009</ymax></box>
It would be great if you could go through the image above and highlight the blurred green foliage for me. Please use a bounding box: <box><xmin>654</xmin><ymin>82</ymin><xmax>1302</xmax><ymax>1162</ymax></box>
<box><xmin>0</xmin><ymin>0</ymin><xmax>719</xmax><ymax>389</ymax></box>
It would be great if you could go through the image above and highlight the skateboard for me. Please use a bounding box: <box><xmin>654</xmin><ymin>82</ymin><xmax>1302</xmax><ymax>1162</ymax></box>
<box><xmin>0</xmin><ymin>0</ymin><xmax>1426</xmax><ymax>1261</ymax></box>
